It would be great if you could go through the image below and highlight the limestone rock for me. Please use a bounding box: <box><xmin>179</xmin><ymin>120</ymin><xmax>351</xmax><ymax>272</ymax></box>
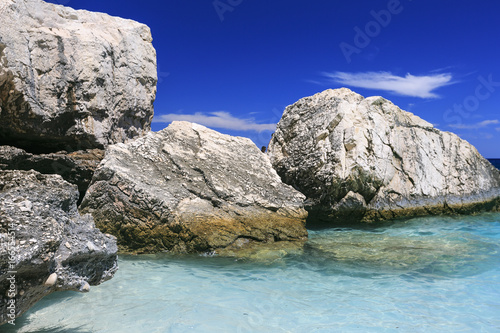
<box><xmin>0</xmin><ymin>145</ymin><xmax>104</xmax><ymax>203</ymax></box>
<box><xmin>0</xmin><ymin>170</ymin><xmax>118</xmax><ymax>325</ymax></box>
<box><xmin>0</xmin><ymin>0</ymin><xmax>157</xmax><ymax>152</ymax></box>
<box><xmin>80</xmin><ymin>121</ymin><xmax>308</xmax><ymax>254</ymax></box>
<box><xmin>268</xmin><ymin>88</ymin><xmax>500</xmax><ymax>224</ymax></box>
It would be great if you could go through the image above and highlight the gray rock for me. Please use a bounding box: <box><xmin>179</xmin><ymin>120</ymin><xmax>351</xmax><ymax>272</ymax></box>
<box><xmin>0</xmin><ymin>0</ymin><xmax>157</xmax><ymax>152</ymax></box>
<box><xmin>268</xmin><ymin>88</ymin><xmax>500</xmax><ymax>224</ymax></box>
<box><xmin>0</xmin><ymin>145</ymin><xmax>104</xmax><ymax>203</ymax></box>
<box><xmin>80</xmin><ymin>121</ymin><xmax>308</xmax><ymax>254</ymax></box>
<box><xmin>0</xmin><ymin>170</ymin><xmax>117</xmax><ymax>325</ymax></box>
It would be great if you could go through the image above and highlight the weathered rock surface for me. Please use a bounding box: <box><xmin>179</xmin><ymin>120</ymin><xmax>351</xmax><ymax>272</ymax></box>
<box><xmin>268</xmin><ymin>88</ymin><xmax>500</xmax><ymax>224</ymax></box>
<box><xmin>0</xmin><ymin>145</ymin><xmax>104</xmax><ymax>203</ymax></box>
<box><xmin>0</xmin><ymin>0</ymin><xmax>157</xmax><ymax>152</ymax></box>
<box><xmin>80</xmin><ymin>121</ymin><xmax>308</xmax><ymax>254</ymax></box>
<box><xmin>0</xmin><ymin>170</ymin><xmax>117</xmax><ymax>325</ymax></box>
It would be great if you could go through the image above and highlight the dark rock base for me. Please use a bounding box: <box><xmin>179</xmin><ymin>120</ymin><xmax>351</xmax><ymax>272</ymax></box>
<box><xmin>306</xmin><ymin>196</ymin><xmax>500</xmax><ymax>228</ymax></box>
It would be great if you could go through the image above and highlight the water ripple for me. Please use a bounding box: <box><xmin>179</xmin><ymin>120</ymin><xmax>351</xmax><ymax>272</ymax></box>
<box><xmin>5</xmin><ymin>213</ymin><xmax>500</xmax><ymax>332</ymax></box>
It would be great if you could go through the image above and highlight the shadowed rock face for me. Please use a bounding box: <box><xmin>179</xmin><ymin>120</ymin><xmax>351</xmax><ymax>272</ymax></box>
<box><xmin>0</xmin><ymin>145</ymin><xmax>104</xmax><ymax>204</ymax></box>
<box><xmin>0</xmin><ymin>0</ymin><xmax>157</xmax><ymax>153</ymax></box>
<box><xmin>80</xmin><ymin>121</ymin><xmax>308</xmax><ymax>254</ymax></box>
<box><xmin>268</xmin><ymin>88</ymin><xmax>500</xmax><ymax>225</ymax></box>
<box><xmin>0</xmin><ymin>170</ymin><xmax>117</xmax><ymax>325</ymax></box>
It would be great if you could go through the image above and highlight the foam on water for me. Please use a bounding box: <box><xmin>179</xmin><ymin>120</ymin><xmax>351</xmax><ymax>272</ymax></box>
<box><xmin>5</xmin><ymin>213</ymin><xmax>500</xmax><ymax>332</ymax></box>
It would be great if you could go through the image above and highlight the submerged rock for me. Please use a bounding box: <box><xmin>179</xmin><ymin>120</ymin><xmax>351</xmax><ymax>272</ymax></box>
<box><xmin>80</xmin><ymin>121</ymin><xmax>308</xmax><ymax>254</ymax></box>
<box><xmin>305</xmin><ymin>214</ymin><xmax>500</xmax><ymax>277</ymax></box>
<box><xmin>0</xmin><ymin>170</ymin><xmax>117</xmax><ymax>325</ymax></box>
<box><xmin>268</xmin><ymin>88</ymin><xmax>500</xmax><ymax>224</ymax></box>
<box><xmin>0</xmin><ymin>0</ymin><xmax>157</xmax><ymax>152</ymax></box>
<box><xmin>0</xmin><ymin>145</ymin><xmax>104</xmax><ymax>203</ymax></box>
<box><xmin>216</xmin><ymin>239</ymin><xmax>305</xmax><ymax>262</ymax></box>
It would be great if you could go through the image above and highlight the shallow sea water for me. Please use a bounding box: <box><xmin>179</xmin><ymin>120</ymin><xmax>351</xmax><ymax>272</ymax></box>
<box><xmin>5</xmin><ymin>213</ymin><xmax>500</xmax><ymax>333</ymax></box>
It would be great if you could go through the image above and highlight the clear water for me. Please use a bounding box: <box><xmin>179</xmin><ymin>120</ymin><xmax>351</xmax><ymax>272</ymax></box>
<box><xmin>5</xmin><ymin>213</ymin><xmax>500</xmax><ymax>333</ymax></box>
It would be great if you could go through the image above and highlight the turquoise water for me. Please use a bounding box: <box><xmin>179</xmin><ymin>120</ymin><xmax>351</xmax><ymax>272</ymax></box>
<box><xmin>5</xmin><ymin>213</ymin><xmax>500</xmax><ymax>332</ymax></box>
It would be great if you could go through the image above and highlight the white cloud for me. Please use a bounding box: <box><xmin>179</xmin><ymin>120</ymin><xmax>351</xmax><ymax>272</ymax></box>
<box><xmin>449</xmin><ymin>119</ymin><xmax>500</xmax><ymax>130</ymax></box>
<box><xmin>429</xmin><ymin>66</ymin><xmax>456</xmax><ymax>73</ymax></box>
<box><xmin>153</xmin><ymin>111</ymin><xmax>276</xmax><ymax>132</ymax></box>
<box><xmin>323</xmin><ymin>71</ymin><xmax>453</xmax><ymax>98</ymax></box>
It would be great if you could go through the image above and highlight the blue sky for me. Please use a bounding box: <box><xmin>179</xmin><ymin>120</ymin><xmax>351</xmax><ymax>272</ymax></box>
<box><xmin>46</xmin><ymin>0</ymin><xmax>500</xmax><ymax>157</ymax></box>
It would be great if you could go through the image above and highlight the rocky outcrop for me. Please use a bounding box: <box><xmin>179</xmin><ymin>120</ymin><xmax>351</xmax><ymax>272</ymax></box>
<box><xmin>0</xmin><ymin>145</ymin><xmax>104</xmax><ymax>203</ymax></box>
<box><xmin>268</xmin><ymin>88</ymin><xmax>500</xmax><ymax>225</ymax></box>
<box><xmin>0</xmin><ymin>0</ymin><xmax>157</xmax><ymax>153</ymax></box>
<box><xmin>0</xmin><ymin>170</ymin><xmax>117</xmax><ymax>325</ymax></box>
<box><xmin>80</xmin><ymin>121</ymin><xmax>308</xmax><ymax>254</ymax></box>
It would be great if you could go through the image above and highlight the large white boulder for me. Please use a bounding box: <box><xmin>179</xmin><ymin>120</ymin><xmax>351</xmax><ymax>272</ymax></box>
<box><xmin>268</xmin><ymin>88</ymin><xmax>500</xmax><ymax>224</ymax></box>
<box><xmin>81</xmin><ymin>121</ymin><xmax>308</xmax><ymax>253</ymax></box>
<box><xmin>0</xmin><ymin>0</ymin><xmax>157</xmax><ymax>152</ymax></box>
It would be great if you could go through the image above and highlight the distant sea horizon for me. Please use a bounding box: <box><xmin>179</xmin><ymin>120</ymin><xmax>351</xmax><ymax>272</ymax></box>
<box><xmin>488</xmin><ymin>159</ymin><xmax>500</xmax><ymax>170</ymax></box>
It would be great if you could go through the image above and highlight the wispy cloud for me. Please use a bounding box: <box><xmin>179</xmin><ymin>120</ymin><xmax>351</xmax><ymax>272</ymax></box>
<box><xmin>429</xmin><ymin>66</ymin><xmax>456</xmax><ymax>73</ymax></box>
<box><xmin>322</xmin><ymin>71</ymin><xmax>454</xmax><ymax>98</ymax></box>
<box><xmin>496</xmin><ymin>127</ymin><xmax>500</xmax><ymax>132</ymax></box>
<box><xmin>153</xmin><ymin>111</ymin><xmax>276</xmax><ymax>132</ymax></box>
<box><xmin>449</xmin><ymin>119</ymin><xmax>500</xmax><ymax>130</ymax></box>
